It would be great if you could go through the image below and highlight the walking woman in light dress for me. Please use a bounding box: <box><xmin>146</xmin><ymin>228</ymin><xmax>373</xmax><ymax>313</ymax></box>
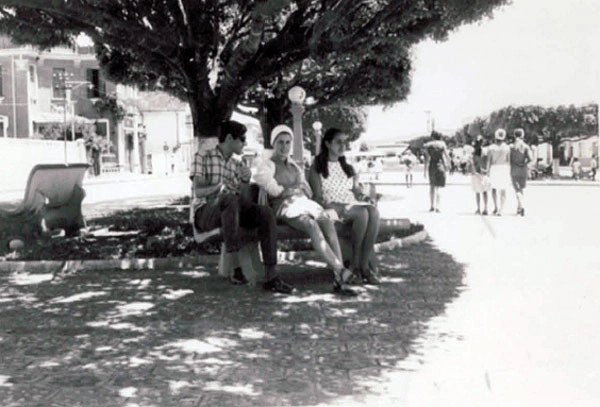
<box><xmin>486</xmin><ymin>129</ymin><xmax>512</xmax><ymax>216</ymax></box>
<box><xmin>254</xmin><ymin>125</ymin><xmax>357</xmax><ymax>296</ymax></box>
<box><xmin>309</xmin><ymin>128</ymin><xmax>380</xmax><ymax>285</ymax></box>
<box><xmin>471</xmin><ymin>135</ymin><xmax>490</xmax><ymax>215</ymax></box>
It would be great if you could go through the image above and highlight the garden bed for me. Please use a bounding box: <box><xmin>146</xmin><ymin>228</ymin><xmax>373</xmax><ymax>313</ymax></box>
<box><xmin>2</xmin><ymin>197</ymin><xmax>423</xmax><ymax>261</ymax></box>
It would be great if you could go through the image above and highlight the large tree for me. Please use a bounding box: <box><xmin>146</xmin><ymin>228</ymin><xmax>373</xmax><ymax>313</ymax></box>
<box><xmin>0</xmin><ymin>0</ymin><xmax>508</xmax><ymax>139</ymax></box>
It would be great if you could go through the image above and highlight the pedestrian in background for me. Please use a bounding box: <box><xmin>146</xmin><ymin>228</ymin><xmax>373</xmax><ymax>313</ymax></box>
<box><xmin>471</xmin><ymin>135</ymin><xmax>490</xmax><ymax>215</ymax></box>
<box><xmin>402</xmin><ymin>151</ymin><xmax>417</xmax><ymax>188</ymax></box>
<box><xmin>487</xmin><ymin>129</ymin><xmax>511</xmax><ymax>216</ymax></box>
<box><xmin>590</xmin><ymin>154</ymin><xmax>597</xmax><ymax>181</ymax></box>
<box><xmin>423</xmin><ymin>131</ymin><xmax>450</xmax><ymax>213</ymax></box>
<box><xmin>571</xmin><ymin>158</ymin><xmax>582</xmax><ymax>180</ymax></box>
<box><xmin>510</xmin><ymin>128</ymin><xmax>532</xmax><ymax>216</ymax></box>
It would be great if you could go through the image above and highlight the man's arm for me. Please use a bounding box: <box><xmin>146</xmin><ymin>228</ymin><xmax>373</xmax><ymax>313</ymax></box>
<box><xmin>193</xmin><ymin>176</ymin><xmax>223</xmax><ymax>198</ymax></box>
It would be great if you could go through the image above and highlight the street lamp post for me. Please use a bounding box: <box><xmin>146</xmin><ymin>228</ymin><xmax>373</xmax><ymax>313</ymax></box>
<box><xmin>312</xmin><ymin>120</ymin><xmax>323</xmax><ymax>156</ymax></box>
<box><xmin>288</xmin><ymin>86</ymin><xmax>306</xmax><ymax>167</ymax></box>
<box><xmin>54</xmin><ymin>69</ymin><xmax>90</xmax><ymax>164</ymax></box>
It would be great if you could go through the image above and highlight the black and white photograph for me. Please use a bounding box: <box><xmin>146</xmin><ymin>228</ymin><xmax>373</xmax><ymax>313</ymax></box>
<box><xmin>0</xmin><ymin>1</ymin><xmax>598</xmax><ymax>406</ymax></box>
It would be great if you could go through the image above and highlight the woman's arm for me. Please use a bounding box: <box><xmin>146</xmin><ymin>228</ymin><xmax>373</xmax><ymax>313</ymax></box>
<box><xmin>254</xmin><ymin>159</ymin><xmax>284</xmax><ymax>197</ymax></box>
<box><xmin>308</xmin><ymin>163</ymin><xmax>325</xmax><ymax>206</ymax></box>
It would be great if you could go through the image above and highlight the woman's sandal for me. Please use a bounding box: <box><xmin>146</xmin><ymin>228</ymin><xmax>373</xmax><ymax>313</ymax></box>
<box><xmin>361</xmin><ymin>267</ymin><xmax>381</xmax><ymax>285</ymax></box>
<box><xmin>333</xmin><ymin>268</ymin><xmax>359</xmax><ymax>296</ymax></box>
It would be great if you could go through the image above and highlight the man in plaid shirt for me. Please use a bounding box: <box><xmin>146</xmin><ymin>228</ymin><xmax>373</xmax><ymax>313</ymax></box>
<box><xmin>191</xmin><ymin>120</ymin><xmax>293</xmax><ymax>294</ymax></box>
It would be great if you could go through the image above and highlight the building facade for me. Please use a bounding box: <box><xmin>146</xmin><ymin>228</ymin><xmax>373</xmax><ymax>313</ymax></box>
<box><xmin>0</xmin><ymin>36</ymin><xmax>146</xmax><ymax>173</ymax></box>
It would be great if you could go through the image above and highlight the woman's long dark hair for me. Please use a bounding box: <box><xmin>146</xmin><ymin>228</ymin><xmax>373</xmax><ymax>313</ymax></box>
<box><xmin>314</xmin><ymin>128</ymin><xmax>355</xmax><ymax>179</ymax></box>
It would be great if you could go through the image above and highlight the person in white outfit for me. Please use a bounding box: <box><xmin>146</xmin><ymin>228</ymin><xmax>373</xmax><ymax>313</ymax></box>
<box><xmin>486</xmin><ymin>129</ymin><xmax>512</xmax><ymax>216</ymax></box>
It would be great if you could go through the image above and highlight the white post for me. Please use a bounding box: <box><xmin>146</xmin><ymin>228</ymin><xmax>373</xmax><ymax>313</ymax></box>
<box><xmin>312</xmin><ymin>120</ymin><xmax>323</xmax><ymax>157</ymax></box>
<box><xmin>10</xmin><ymin>55</ymin><xmax>17</xmax><ymax>138</ymax></box>
<box><xmin>288</xmin><ymin>86</ymin><xmax>306</xmax><ymax>168</ymax></box>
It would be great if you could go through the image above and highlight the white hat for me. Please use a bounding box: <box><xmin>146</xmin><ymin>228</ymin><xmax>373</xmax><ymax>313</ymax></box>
<box><xmin>270</xmin><ymin>124</ymin><xmax>293</xmax><ymax>147</ymax></box>
<box><xmin>494</xmin><ymin>129</ymin><xmax>506</xmax><ymax>140</ymax></box>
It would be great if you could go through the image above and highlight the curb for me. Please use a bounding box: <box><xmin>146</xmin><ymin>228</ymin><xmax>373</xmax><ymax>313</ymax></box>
<box><xmin>0</xmin><ymin>229</ymin><xmax>428</xmax><ymax>275</ymax></box>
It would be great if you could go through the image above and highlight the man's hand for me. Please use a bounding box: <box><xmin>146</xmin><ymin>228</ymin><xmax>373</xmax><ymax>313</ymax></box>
<box><xmin>240</xmin><ymin>166</ymin><xmax>252</xmax><ymax>183</ymax></box>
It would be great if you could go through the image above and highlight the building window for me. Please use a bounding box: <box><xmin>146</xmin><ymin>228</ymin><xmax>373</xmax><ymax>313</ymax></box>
<box><xmin>86</xmin><ymin>68</ymin><xmax>105</xmax><ymax>98</ymax></box>
<box><xmin>52</xmin><ymin>68</ymin><xmax>66</xmax><ymax>99</ymax></box>
<box><xmin>0</xmin><ymin>64</ymin><xmax>4</xmax><ymax>97</ymax></box>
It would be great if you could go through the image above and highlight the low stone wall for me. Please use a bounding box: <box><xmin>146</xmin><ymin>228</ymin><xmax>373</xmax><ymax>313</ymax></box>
<box><xmin>0</xmin><ymin>138</ymin><xmax>87</xmax><ymax>190</ymax></box>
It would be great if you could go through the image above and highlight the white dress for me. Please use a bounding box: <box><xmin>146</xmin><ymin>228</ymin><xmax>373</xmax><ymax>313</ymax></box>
<box><xmin>487</xmin><ymin>143</ymin><xmax>512</xmax><ymax>190</ymax></box>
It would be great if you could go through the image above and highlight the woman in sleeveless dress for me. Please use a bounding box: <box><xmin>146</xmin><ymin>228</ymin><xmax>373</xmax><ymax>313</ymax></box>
<box><xmin>308</xmin><ymin>128</ymin><xmax>380</xmax><ymax>285</ymax></box>
<box><xmin>254</xmin><ymin>125</ymin><xmax>357</xmax><ymax>296</ymax></box>
<box><xmin>487</xmin><ymin>129</ymin><xmax>512</xmax><ymax>215</ymax></box>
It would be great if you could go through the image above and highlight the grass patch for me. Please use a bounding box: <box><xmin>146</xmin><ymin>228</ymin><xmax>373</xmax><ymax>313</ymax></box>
<box><xmin>4</xmin><ymin>196</ymin><xmax>423</xmax><ymax>261</ymax></box>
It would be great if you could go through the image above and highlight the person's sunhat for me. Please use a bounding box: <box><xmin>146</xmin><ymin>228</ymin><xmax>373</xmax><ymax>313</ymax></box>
<box><xmin>270</xmin><ymin>124</ymin><xmax>293</xmax><ymax>147</ymax></box>
<box><xmin>494</xmin><ymin>129</ymin><xmax>506</xmax><ymax>140</ymax></box>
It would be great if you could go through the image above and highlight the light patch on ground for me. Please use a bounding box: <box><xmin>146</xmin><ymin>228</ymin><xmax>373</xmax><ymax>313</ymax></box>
<box><xmin>129</xmin><ymin>357</ymin><xmax>152</xmax><ymax>367</ymax></box>
<box><xmin>96</xmin><ymin>346</ymin><xmax>112</xmax><ymax>352</ymax></box>
<box><xmin>280</xmin><ymin>293</ymin><xmax>342</xmax><ymax>304</ymax></box>
<box><xmin>239</xmin><ymin>327</ymin><xmax>272</xmax><ymax>340</ymax></box>
<box><xmin>127</xmin><ymin>279</ymin><xmax>152</xmax><ymax>288</ymax></box>
<box><xmin>116</xmin><ymin>302</ymin><xmax>155</xmax><ymax>316</ymax></box>
<box><xmin>197</xmin><ymin>358</ymin><xmax>233</xmax><ymax>365</ymax></box>
<box><xmin>51</xmin><ymin>291</ymin><xmax>107</xmax><ymax>303</ymax></box>
<box><xmin>380</xmin><ymin>277</ymin><xmax>405</xmax><ymax>284</ymax></box>
<box><xmin>0</xmin><ymin>375</ymin><xmax>12</xmax><ymax>387</ymax></box>
<box><xmin>9</xmin><ymin>273</ymin><xmax>53</xmax><ymax>285</ymax></box>
<box><xmin>169</xmin><ymin>380</ymin><xmax>192</xmax><ymax>394</ymax></box>
<box><xmin>118</xmin><ymin>387</ymin><xmax>138</xmax><ymax>398</ymax></box>
<box><xmin>162</xmin><ymin>289</ymin><xmax>194</xmax><ymax>300</ymax></box>
<box><xmin>158</xmin><ymin>339</ymin><xmax>221</xmax><ymax>354</ymax></box>
<box><xmin>87</xmin><ymin>321</ymin><xmax>146</xmax><ymax>332</ymax></box>
<box><xmin>177</xmin><ymin>271</ymin><xmax>210</xmax><ymax>278</ymax></box>
<box><xmin>39</xmin><ymin>360</ymin><xmax>61</xmax><ymax>368</ymax></box>
<box><xmin>328</xmin><ymin>308</ymin><xmax>358</xmax><ymax>317</ymax></box>
<box><xmin>204</xmin><ymin>381</ymin><xmax>259</xmax><ymax>396</ymax></box>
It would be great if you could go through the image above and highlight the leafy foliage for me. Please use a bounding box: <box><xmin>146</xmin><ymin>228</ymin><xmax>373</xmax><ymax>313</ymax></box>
<box><xmin>453</xmin><ymin>104</ymin><xmax>598</xmax><ymax>155</ymax></box>
<box><xmin>0</xmin><ymin>0</ymin><xmax>509</xmax><ymax>139</ymax></box>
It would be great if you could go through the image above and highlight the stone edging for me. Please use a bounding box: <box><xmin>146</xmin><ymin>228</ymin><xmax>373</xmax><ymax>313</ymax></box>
<box><xmin>0</xmin><ymin>230</ymin><xmax>428</xmax><ymax>274</ymax></box>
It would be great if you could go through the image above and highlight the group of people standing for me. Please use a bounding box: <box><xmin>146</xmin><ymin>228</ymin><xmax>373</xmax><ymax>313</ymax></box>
<box><xmin>471</xmin><ymin>128</ymin><xmax>532</xmax><ymax>216</ymax></box>
<box><xmin>190</xmin><ymin>120</ymin><xmax>380</xmax><ymax>296</ymax></box>
<box><xmin>423</xmin><ymin>128</ymin><xmax>533</xmax><ymax>216</ymax></box>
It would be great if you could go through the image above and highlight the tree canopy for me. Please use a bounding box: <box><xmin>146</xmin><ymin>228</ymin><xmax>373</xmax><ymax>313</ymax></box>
<box><xmin>454</xmin><ymin>104</ymin><xmax>598</xmax><ymax>156</ymax></box>
<box><xmin>0</xmin><ymin>0</ymin><xmax>509</xmax><ymax>139</ymax></box>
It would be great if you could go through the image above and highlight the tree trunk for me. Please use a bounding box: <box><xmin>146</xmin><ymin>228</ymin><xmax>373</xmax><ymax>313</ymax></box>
<box><xmin>259</xmin><ymin>96</ymin><xmax>291</xmax><ymax>148</ymax></box>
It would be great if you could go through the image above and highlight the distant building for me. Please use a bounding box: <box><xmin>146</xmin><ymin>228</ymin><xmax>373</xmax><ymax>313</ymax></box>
<box><xmin>559</xmin><ymin>135</ymin><xmax>598</xmax><ymax>166</ymax></box>
<box><xmin>0</xmin><ymin>35</ymin><xmax>168</xmax><ymax>174</ymax></box>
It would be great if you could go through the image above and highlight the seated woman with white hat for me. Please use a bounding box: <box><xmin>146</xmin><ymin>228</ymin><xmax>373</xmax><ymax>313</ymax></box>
<box><xmin>254</xmin><ymin>124</ymin><xmax>357</xmax><ymax>296</ymax></box>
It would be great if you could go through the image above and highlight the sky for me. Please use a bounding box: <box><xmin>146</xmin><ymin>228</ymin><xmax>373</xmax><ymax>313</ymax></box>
<box><xmin>363</xmin><ymin>0</ymin><xmax>600</xmax><ymax>143</ymax></box>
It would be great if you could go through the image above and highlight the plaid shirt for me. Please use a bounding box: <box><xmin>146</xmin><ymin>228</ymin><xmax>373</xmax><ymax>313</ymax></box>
<box><xmin>190</xmin><ymin>147</ymin><xmax>245</xmax><ymax>210</ymax></box>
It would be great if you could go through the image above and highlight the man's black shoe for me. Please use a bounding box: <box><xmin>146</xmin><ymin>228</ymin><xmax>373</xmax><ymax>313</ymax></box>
<box><xmin>263</xmin><ymin>276</ymin><xmax>294</xmax><ymax>294</ymax></box>
<box><xmin>230</xmin><ymin>267</ymin><xmax>248</xmax><ymax>285</ymax></box>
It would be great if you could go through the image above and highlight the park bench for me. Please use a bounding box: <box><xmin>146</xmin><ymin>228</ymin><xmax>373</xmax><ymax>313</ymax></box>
<box><xmin>190</xmin><ymin>183</ymin><xmax>410</xmax><ymax>283</ymax></box>
<box><xmin>0</xmin><ymin>163</ymin><xmax>89</xmax><ymax>252</ymax></box>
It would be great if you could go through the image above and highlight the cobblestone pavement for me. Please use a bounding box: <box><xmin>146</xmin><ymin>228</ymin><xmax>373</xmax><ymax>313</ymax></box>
<box><xmin>0</xmin><ymin>241</ymin><xmax>463</xmax><ymax>407</ymax></box>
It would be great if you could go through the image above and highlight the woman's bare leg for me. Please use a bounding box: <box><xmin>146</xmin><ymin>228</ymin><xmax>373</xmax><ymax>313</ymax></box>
<box><xmin>285</xmin><ymin>216</ymin><xmax>344</xmax><ymax>271</ymax></box>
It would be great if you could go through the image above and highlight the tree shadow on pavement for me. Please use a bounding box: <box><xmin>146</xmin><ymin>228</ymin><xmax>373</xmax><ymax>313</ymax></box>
<box><xmin>0</xmin><ymin>240</ymin><xmax>464</xmax><ymax>406</ymax></box>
